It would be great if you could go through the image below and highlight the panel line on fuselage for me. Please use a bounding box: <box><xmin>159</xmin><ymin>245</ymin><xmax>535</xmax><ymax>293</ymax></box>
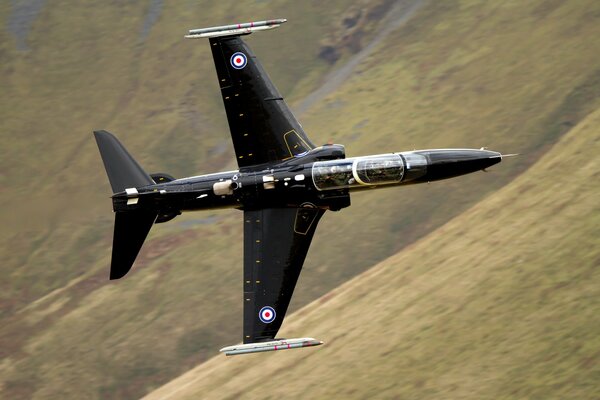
<box><xmin>171</xmin><ymin>170</ymin><xmax>239</xmax><ymax>183</ymax></box>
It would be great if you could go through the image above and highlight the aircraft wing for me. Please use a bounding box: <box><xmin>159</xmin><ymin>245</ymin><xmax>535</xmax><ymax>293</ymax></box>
<box><xmin>243</xmin><ymin>207</ymin><xmax>324</xmax><ymax>343</ymax></box>
<box><xmin>208</xmin><ymin>35</ymin><xmax>315</xmax><ymax>169</ymax></box>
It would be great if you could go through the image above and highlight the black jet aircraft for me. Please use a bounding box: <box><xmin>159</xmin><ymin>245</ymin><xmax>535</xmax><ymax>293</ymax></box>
<box><xmin>94</xmin><ymin>19</ymin><xmax>504</xmax><ymax>356</ymax></box>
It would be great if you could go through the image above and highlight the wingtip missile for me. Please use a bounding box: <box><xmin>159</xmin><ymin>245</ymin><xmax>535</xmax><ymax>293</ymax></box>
<box><xmin>220</xmin><ymin>337</ymin><xmax>323</xmax><ymax>356</ymax></box>
<box><xmin>185</xmin><ymin>19</ymin><xmax>287</xmax><ymax>39</ymax></box>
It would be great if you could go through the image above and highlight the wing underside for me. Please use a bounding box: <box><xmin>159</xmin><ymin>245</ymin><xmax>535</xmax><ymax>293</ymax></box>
<box><xmin>243</xmin><ymin>207</ymin><xmax>324</xmax><ymax>343</ymax></box>
<box><xmin>209</xmin><ymin>36</ymin><xmax>315</xmax><ymax>168</ymax></box>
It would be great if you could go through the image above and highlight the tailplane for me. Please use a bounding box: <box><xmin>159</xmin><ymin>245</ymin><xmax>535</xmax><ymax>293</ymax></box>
<box><xmin>110</xmin><ymin>210</ymin><xmax>157</xmax><ymax>279</ymax></box>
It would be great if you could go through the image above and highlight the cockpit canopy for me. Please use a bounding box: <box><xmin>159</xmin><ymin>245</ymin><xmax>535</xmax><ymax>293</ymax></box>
<box><xmin>312</xmin><ymin>154</ymin><xmax>404</xmax><ymax>191</ymax></box>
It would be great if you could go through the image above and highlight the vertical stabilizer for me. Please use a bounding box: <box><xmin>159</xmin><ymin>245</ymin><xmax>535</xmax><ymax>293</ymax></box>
<box><xmin>93</xmin><ymin>130</ymin><xmax>154</xmax><ymax>193</ymax></box>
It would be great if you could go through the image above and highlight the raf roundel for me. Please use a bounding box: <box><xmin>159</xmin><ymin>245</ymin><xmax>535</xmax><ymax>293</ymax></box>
<box><xmin>259</xmin><ymin>306</ymin><xmax>276</xmax><ymax>324</ymax></box>
<box><xmin>230</xmin><ymin>52</ymin><xmax>248</xmax><ymax>69</ymax></box>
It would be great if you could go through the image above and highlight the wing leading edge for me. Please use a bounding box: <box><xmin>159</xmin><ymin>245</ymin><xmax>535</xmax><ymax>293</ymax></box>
<box><xmin>208</xmin><ymin>35</ymin><xmax>315</xmax><ymax>169</ymax></box>
<box><xmin>243</xmin><ymin>207</ymin><xmax>324</xmax><ymax>343</ymax></box>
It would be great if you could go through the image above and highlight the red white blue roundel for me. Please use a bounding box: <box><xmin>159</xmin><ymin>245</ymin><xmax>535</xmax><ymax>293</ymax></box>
<box><xmin>230</xmin><ymin>52</ymin><xmax>247</xmax><ymax>69</ymax></box>
<box><xmin>259</xmin><ymin>306</ymin><xmax>276</xmax><ymax>323</ymax></box>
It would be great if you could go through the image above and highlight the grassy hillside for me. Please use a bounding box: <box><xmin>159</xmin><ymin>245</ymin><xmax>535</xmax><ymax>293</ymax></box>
<box><xmin>2</xmin><ymin>0</ymin><xmax>600</xmax><ymax>398</ymax></box>
<box><xmin>144</xmin><ymin>102</ymin><xmax>600</xmax><ymax>400</ymax></box>
<box><xmin>0</xmin><ymin>0</ymin><xmax>413</xmax><ymax>315</ymax></box>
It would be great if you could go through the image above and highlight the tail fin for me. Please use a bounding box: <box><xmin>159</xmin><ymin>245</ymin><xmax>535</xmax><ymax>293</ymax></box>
<box><xmin>93</xmin><ymin>130</ymin><xmax>154</xmax><ymax>193</ymax></box>
<box><xmin>94</xmin><ymin>130</ymin><xmax>157</xmax><ymax>279</ymax></box>
<box><xmin>110</xmin><ymin>210</ymin><xmax>157</xmax><ymax>279</ymax></box>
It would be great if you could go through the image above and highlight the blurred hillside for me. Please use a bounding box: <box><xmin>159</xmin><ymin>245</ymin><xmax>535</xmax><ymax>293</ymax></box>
<box><xmin>1</xmin><ymin>0</ymin><xmax>600</xmax><ymax>399</ymax></box>
<box><xmin>145</xmin><ymin>99</ymin><xmax>600</xmax><ymax>400</ymax></box>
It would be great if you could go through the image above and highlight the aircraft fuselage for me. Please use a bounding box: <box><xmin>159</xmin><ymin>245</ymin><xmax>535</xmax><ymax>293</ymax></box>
<box><xmin>112</xmin><ymin>146</ymin><xmax>501</xmax><ymax>218</ymax></box>
<box><xmin>95</xmin><ymin>19</ymin><xmax>507</xmax><ymax>350</ymax></box>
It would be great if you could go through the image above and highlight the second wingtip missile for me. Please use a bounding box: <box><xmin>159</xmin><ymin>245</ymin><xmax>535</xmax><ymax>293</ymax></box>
<box><xmin>185</xmin><ymin>19</ymin><xmax>287</xmax><ymax>39</ymax></box>
<box><xmin>220</xmin><ymin>337</ymin><xmax>323</xmax><ymax>356</ymax></box>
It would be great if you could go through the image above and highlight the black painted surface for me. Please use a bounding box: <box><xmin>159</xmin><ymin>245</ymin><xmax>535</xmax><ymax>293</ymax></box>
<box><xmin>110</xmin><ymin>211</ymin><xmax>157</xmax><ymax>280</ymax></box>
<box><xmin>413</xmin><ymin>149</ymin><xmax>501</xmax><ymax>182</ymax></box>
<box><xmin>94</xmin><ymin>130</ymin><xmax>154</xmax><ymax>193</ymax></box>
<box><xmin>243</xmin><ymin>208</ymin><xmax>324</xmax><ymax>343</ymax></box>
<box><xmin>94</xmin><ymin>33</ymin><xmax>504</xmax><ymax>346</ymax></box>
<box><xmin>209</xmin><ymin>36</ymin><xmax>315</xmax><ymax>169</ymax></box>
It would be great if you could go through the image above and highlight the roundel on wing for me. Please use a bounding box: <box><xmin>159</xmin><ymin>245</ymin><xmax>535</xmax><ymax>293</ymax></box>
<box><xmin>230</xmin><ymin>52</ymin><xmax>247</xmax><ymax>69</ymax></box>
<box><xmin>259</xmin><ymin>306</ymin><xmax>276</xmax><ymax>323</ymax></box>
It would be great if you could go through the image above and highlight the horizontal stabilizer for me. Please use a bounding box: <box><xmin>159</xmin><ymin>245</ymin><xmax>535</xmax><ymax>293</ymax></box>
<box><xmin>185</xmin><ymin>19</ymin><xmax>286</xmax><ymax>39</ymax></box>
<box><xmin>220</xmin><ymin>338</ymin><xmax>323</xmax><ymax>356</ymax></box>
<box><xmin>110</xmin><ymin>210</ymin><xmax>157</xmax><ymax>280</ymax></box>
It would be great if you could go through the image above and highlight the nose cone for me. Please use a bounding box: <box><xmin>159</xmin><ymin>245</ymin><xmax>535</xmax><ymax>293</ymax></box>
<box><xmin>416</xmin><ymin>149</ymin><xmax>501</xmax><ymax>182</ymax></box>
